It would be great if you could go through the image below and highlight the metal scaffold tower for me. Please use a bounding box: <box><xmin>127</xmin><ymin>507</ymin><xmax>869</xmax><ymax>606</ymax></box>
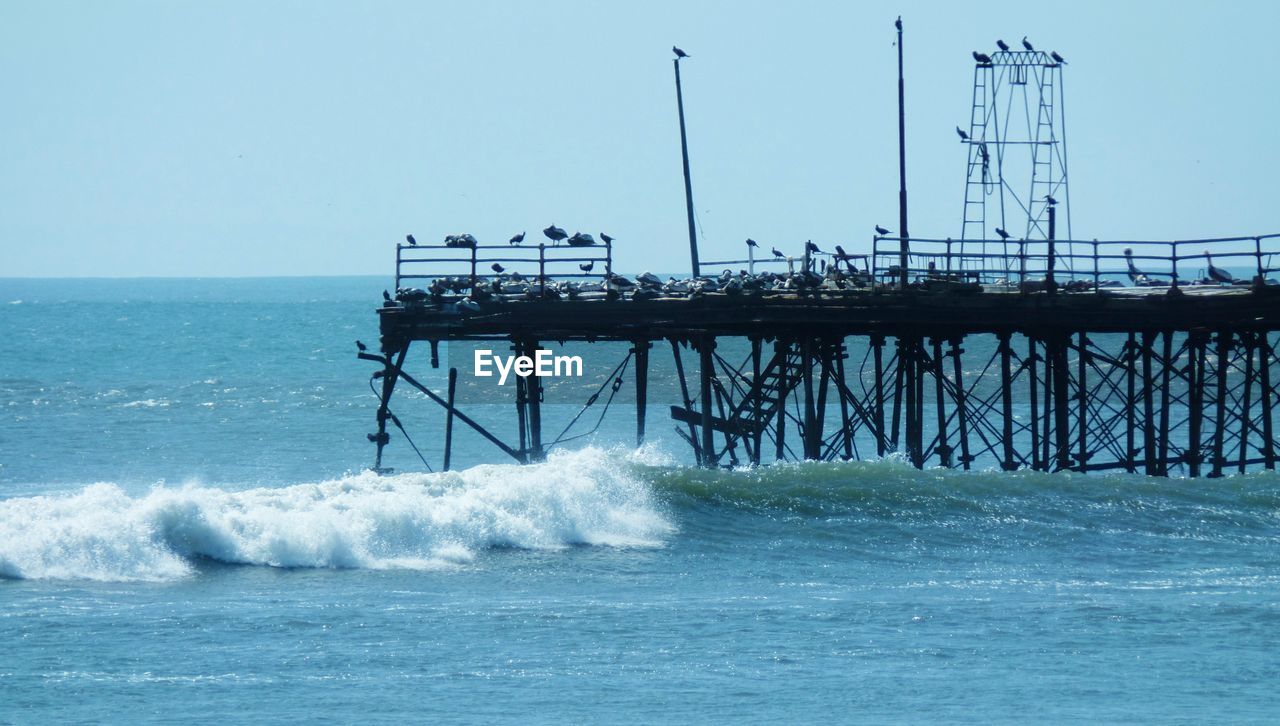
<box><xmin>961</xmin><ymin>43</ymin><xmax>1072</xmax><ymax>262</ymax></box>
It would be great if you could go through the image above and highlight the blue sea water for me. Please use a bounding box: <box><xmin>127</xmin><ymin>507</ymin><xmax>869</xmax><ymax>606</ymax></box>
<box><xmin>2</xmin><ymin>277</ymin><xmax>1278</xmax><ymax>723</ymax></box>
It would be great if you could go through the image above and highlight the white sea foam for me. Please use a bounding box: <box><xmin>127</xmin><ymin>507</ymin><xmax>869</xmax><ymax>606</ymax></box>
<box><xmin>0</xmin><ymin>447</ymin><xmax>672</xmax><ymax>582</ymax></box>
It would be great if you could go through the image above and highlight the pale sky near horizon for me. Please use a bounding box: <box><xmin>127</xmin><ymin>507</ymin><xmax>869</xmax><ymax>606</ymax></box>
<box><xmin>2</xmin><ymin>0</ymin><xmax>1278</xmax><ymax>278</ymax></box>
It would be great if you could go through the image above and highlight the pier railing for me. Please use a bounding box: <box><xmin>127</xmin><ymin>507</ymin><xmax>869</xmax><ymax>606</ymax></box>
<box><xmin>870</xmin><ymin>233</ymin><xmax>1280</xmax><ymax>289</ymax></box>
<box><xmin>395</xmin><ymin>240</ymin><xmax>612</xmax><ymax>294</ymax></box>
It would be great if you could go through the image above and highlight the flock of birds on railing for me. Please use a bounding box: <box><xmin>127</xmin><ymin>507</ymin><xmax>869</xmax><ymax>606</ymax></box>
<box><xmin>388</xmin><ymin>224</ymin><xmax>1260</xmax><ymax>312</ymax></box>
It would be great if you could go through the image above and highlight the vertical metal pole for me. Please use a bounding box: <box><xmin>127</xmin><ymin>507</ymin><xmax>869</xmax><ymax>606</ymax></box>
<box><xmin>674</xmin><ymin>57</ymin><xmax>700</xmax><ymax>278</ymax></box>
<box><xmin>951</xmin><ymin>336</ymin><xmax>971</xmax><ymax>470</ymax></box>
<box><xmin>443</xmin><ymin>367</ymin><xmax>458</xmax><ymax>471</ymax></box>
<box><xmin>1157</xmin><ymin>331</ymin><xmax>1173</xmax><ymax>475</ymax></box>
<box><xmin>1238</xmin><ymin>332</ymin><xmax>1255</xmax><ymax>474</ymax></box>
<box><xmin>932</xmin><ymin>338</ymin><xmax>951</xmax><ymax>467</ymax></box>
<box><xmin>751</xmin><ymin>337</ymin><xmax>763</xmax><ymax>464</ymax></box>
<box><xmin>1125</xmin><ymin>333</ymin><xmax>1137</xmax><ymax>472</ymax></box>
<box><xmin>896</xmin><ymin>16</ymin><xmax>910</xmax><ymax>290</ymax></box>
<box><xmin>1141</xmin><ymin>331</ymin><xmax>1156</xmax><ymax>475</ymax></box>
<box><xmin>890</xmin><ymin>338</ymin><xmax>904</xmax><ymax>454</ymax></box>
<box><xmin>1187</xmin><ymin>334</ymin><xmax>1204</xmax><ymax>477</ymax></box>
<box><xmin>1053</xmin><ymin>336</ymin><xmax>1071</xmax><ymax>471</ymax></box>
<box><xmin>775</xmin><ymin>340</ymin><xmax>789</xmax><ymax>462</ymax></box>
<box><xmin>372</xmin><ymin>344</ymin><xmax>409</xmax><ymax>473</ymax></box>
<box><xmin>1211</xmin><ymin>331</ymin><xmax>1231</xmax><ymax>477</ymax></box>
<box><xmin>1042</xmin><ymin>337</ymin><xmax>1053</xmax><ymax>468</ymax></box>
<box><xmin>836</xmin><ymin>340</ymin><xmax>854</xmax><ymax>461</ymax></box>
<box><xmin>1028</xmin><ymin>337</ymin><xmax>1041</xmax><ymax>470</ymax></box>
<box><xmin>1260</xmin><ymin>333</ymin><xmax>1276</xmax><ymax>470</ymax></box>
<box><xmin>915</xmin><ymin>339</ymin><xmax>925</xmax><ymax>467</ymax></box>
<box><xmin>513</xmin><ymin>341</ymin><xmax>528</xmax><ymax>462</ymax></box>
<box><xmin>903</xmin><ymin>338</ymin><xmax>919</xmax><ymax>466</ymax></box>
<box><xmin>1045</xmin><ymin>206</ymin><xmax>1057</xmax><ymax>296</ymax></box>
<box><xmin>526</xmin><ymin>340</ymin><xmax>544</xmax><ymax>463</ymax></box>
<box><xmin>633</xmin><ymin>340</ymin><xmax>650</xmax><ymax>447</ymax></box>
<box><xmin>1077</xmin><ymin>332</ymin><xmax>1087</xmax><ymax>471</ymax></box>
<box><xmin>872</xmin><ymin>335</ymin><xmax>886</xmax><ymax>456</ymax></box>
<box><xmin>699</xmin><ymin>337</ymin><xmax>715</xmax><ymax>466</ymax></box>
<box><xmin>816</xmin><ymin>342</ymin><xmax>833</xmax><ymax>458</ymax></box>
<box><xmin>999</xmin><ymin>333</ymin><xmax>1016</xmax><ymax>470</ymax></box>
<box><xmin>802</xmin><ymin>338</ymin><xmax>818</xmax><ymax>459</ymax></box>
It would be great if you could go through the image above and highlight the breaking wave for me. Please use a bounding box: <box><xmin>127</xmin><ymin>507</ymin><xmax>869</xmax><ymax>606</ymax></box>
<box><xmin>0</xmin><ymin>447</ymin><xmax>672</xmax><ymax>582</ymax></box>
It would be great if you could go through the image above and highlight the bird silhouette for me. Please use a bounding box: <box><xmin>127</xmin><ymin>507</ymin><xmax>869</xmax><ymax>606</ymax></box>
<box><xmin>745</xmin><ymin>238</ymin><xmax>759</xmax><ymax>248</ymax></box>
<box><xmin>1050</xmin><ymin>51</ymin><xmax>1066</xmax><ymax>65</ymax></box>
<box><xmin>579</xmin><ymin>261</ymin><xmax>595</xmax><ymax>272</ymax></box>
<box><xmin>356</xmin><ymin>340</ymin><xmax>367</xmax><ymax>352</ymax></box>
<box><xmin>406</xmin><ymin>234</ymin><xmax>417</xmax><ymax>246</ymax></box>
<box><xmin>1206</xmin><ymin>251</ymin><xmax>1234</xmax><ymax>284</ymax></box>
<box><xmin>1022</xmin><ymin>36</ymin><xmax>1034</xmax><ymax>51</ymax></box>
<box><xmin>895</xmin><ymin>16</ymin><xmax>901</xmax><ymax>31</ymax></box>
<box><xmin>509</xmin><ymin>231</ymin><xmax>525</xmax><ymax>245</ymax></box>
<box><xmin>1045</xmin><ymin>195</ymin><xmax>1058</xmax><ymax>205</ymax></box>
<box><xmin>995</xmin><ymin>227</ymin><xmax>1011</xmax><ymax>240</ymax></box>
<box><xmin>875</xmin><ymin>225</ymin><xmax>891</xmax><ymax>236</ymax></box>
<box><xmin>771</xmin><ymin>246</ymin><xmax>785</xmax><ymax>259</ymax></box>
<box><xmin>600</xmin><ymin>233</ymin><xmax>615</xmax><ymax>244</ymax></box>
<box><xmin>382</xmin><ymin>290</ymin><xmax>392</xmax><ymax>302</ymax></box>
<box><xmin>1124</xmin><ymin>248</ymin><xmax>1146</xmax><ymax>284</ymax></box>
<box><xmin>956</xmin><ymin>126</ymin><xmax>970</xmax><ymax>141</ymax></box>
<box><xmin>491</xmin><ymin>263</ymin><xmax>505</xmax><ymax>274</ymax></box>
<box><xmin>543</xmin><ymin>225</ymin><xmax>568</xmax><ymax>244</ymax></box>
<box><xmin>806</xmin><ymin>240</ymin><xmax>823</xmax><ymax>254</ymax></box>
<box><xmin>973</xmin><ymin>51</ymin><xmax>993</xmax><ymax>64</ymax></box>
<box><xmin>673</xmin><ymin>46</ymin><xmax>689</xmax><ymax>59</ymax></box>
<box><xmin>996</xmin><ymin>39</ymin><xmax>1010</xmax><ymax>52</ymax></box>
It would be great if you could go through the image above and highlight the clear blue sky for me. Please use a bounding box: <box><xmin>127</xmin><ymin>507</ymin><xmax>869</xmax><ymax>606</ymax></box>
<box><xmin>2</xmin><ymin>0</ymin><xmax>1277</xmax><ymax>277</ymax></box>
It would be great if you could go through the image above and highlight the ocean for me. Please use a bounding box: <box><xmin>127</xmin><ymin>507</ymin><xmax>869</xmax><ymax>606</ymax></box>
<box><xmin>2</xmin><ymin>277</ymin><xmax>1278</xmax><ymax>723</ymax></box>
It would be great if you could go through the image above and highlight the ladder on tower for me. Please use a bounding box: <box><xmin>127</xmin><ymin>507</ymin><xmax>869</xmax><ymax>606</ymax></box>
<box><xmin>1028</xmin><ymin>65</ymin><xmax>1057</xmax><ymax>241</ymax></box>
<box><xmin>961</xmin><ymin>65</ymin><xmax>992</xmax><ymax>243</ymax></box>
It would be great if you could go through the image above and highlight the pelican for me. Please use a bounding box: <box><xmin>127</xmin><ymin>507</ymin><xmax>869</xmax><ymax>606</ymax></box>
<box><xmin>1124</xmin><ymin>248</ymin><xmax>1148</xmax><ymax>285</ymax></box>
<box><xmin>875</xmin><ymin>225</ymin><xmax>891</xmax><ymax>236</ymax></box>
<box><xmin>973</xmin><ymin>51</ymin><xmax>993</xmax><ymax>64</ymax></box>
<box><xmin>543</xmin><ymin>225</ymin><xmax>568</xmax><ymax>244</ymax></box>
<box><xmin>673</xmin><ymin>46</ymin><xmax>689</xmax><ymax>59</ymax></box>
<box><xmin>1205</xmin><ymin>251</ymin><xmax>1235</xmax><ymax>284</ymax></box>
<box><xmin>745</xmin><ymin>238</ymin><xmax>759</xmax><ymax>248</ymax></box>
<box><xmin>405</xmin><ymin>234</ymin><xmax>417</xmax><ymax>246</ymax></box>
<box><xmin>567</xmin><ymin>232</ymin><xmax>596</xmax><ymax>247</ymax></box>
<box><xmin>996</xmin><ymin>39</ymin><xmax>1010</xmax><ymax>52</ymax></box>
<box><xmin>956</xmin><ymin>126</ymin><xmax>970</xmax><ymax>141</ymax></box>
<box><xmin>491</xmin><ymin>263</ymin><xmax>505</xmax><ymax>274</ymax></box>
<box><xmin>509</xmin><ymin>231</ymin><xmax>525</xmax><ymax>245</ymax></box>
<box><xmin>1022</xmin><ymin>36</ymin><xmax>1034</xmax><ymax>51</ymax></box>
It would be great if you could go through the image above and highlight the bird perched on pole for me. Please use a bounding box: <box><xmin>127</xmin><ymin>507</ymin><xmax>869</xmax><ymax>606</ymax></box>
<box><xmin>600</xmin><ymin>233</ymin><xmax>615</xmax><ymax>244</ymax></box>
<box><xmin>806</xmin><ymin>241</ymin><xmax>823</xmax><ymax>255</ymax></box>
<box><xmin>406</xmin><ymin>234</ymin><xmax>417</xmax><ymax>246</ymax></box>
<box><xmin>509</xmin><ymin>231</ymin><xmax>525</xmax><ymax>246</ymax></box>
<box><xmin>996</xmin><ymin>39</ymin><xmax>1010</xmax><ymax>52</ymax></box>
<box><xmin>1045</xmin><ymin>195</ymin><xmax>1058</xmax><ymax>205</ymax></box>
<box><xmin>1022</xmin><ymin>36</ymin><xmax>1034</xmax><ymax>51</ymax></box>
<box><xmin>491</xmin><ymin>263</ymin><xmax>505</xmax><ymax>274</ymax></box>
<box><xmin>356</xmin><ymin>340</ymin><xmax>367</xmax><ymax>352</ymax></box>
<box><xmin>543</xmin><ymin>225</ymin><xmax>568</xmax><ymax>244</ymax></box>
<box><xmin>382</xmin><ymin>290</ymin><xmax>392</xmax><ymax>302</ymax></box>
<box><xmin>771</xmin><ymin>246</ymin><xmax>785</xmax><ymax>259</ymax></box>
<box><xmin>745</xmin><ymin>238</ymin><xmax>759</xmax><ymax>249</ymax></box>
<box><xmin>956</xmin><ymin>126</ymin><xmax>970</xmax><ymax>141</ymax></box>
<box><xmin>1050</xmin><ymin>51</ymin><xmax>1066</xmax><ymax>65</ymax></box>
<box><xmin>875</xmin><ymin>225</ymin><xmax>891</xmax><ymax>236</ymax></box>
<box><xmin>579</xmin><ymin>261</ymin><xmax>594</xmax><ymax>273</ymax></box>
<box><xmin>995</xmin><ymin>227</ymin><xmax>1011</xmax><ymax>240</ymax></box>
<box><xmin>673</xmin><ymin>46</ymin><xmax>689</xmax><ymax>59</ymax></box>
<box><xmin>973</xmin><ymin>51</ymin><xmax>993</xmax><ymax>65</ymax></box>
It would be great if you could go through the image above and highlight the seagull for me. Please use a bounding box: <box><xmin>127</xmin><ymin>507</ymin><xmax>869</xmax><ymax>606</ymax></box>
<box><xmin>1045</xmin><ymin>195</ymin><xmax>1058</xmax><ymax>205</ymax></box>
<box><xmin>973</xmin><ymin>51</ymin><xmax>993</xmax><ymax>64</ymax></box>
<box><xmin>875</xmin><ymin>225</ymin><xmax>891</xmax><ymax>236</ymax></box>
<box><xmin>509</xmin><ymin>231</ymin><xmax>525</xmax><ymax>245</ymax></box>
<box><xmin>746</xmin><ymin>238</ymin><xmax>759</xmax><ymax>248</ymax></box>
<box><xmin>1050</xmin><ymin>51</ymin><xmax>1066</xmax><ymax>65</ymax></box>
<box><xmin>406</xmin><ymin>234</ymin><xmax>417</xmax><ymax>246</ymax></box>
<box><xmin>491</xmin><ymin>263</ymin><xmax>505</xmax><ymax>274</ymax></box>
<box><xmin>543</xmin><ymin>225</ymin><xmax>568</xmax><ymax>244</ymax></box>
<box><xmin>771</xmin><ymin>246</ymin><xmax>785</xmax><ymax>259</ymax></box>
<box><xmin>579</xmin><ymin>261</ymin><xmax>595</xmax><ymax>272</ymax></box>
<box><xmin>600</xmin><ymin>233</ymin><xmax>615</xmax><ymax>244</ymax></box>
<box><xmin>1022</xmin><ymin>36</ymin><xmax>1034</xmax><ymax>51</ymax></box>
<box><xmin>673</xmin><ymin>46</ymin><xmax>689</xmax><ymax>59</ymax></box>
<box><xmin>382</xmin><ymin>289</ymin><xmax>392</xmax><ymax>302</ymax></box>
<box><xmin>996</xmin><ymin>39</ymin><xmax>1010</xmax><ymax>52</ymax></box>
<box><xmin>956</xmin><ymin>126</ymin><xmax>970</xmax><ymax>141</ymax></box>
<box><xmin>356</xmin><ymin>340</ymin><xmax>367</xmax><ymax>352</ymax></box>
<box><xmin>1206</xmin><ymin>251</ymin><xmax>1234</xmax><ymax>284</ymax></box>
<box><xmin>995</xmin><ymin>227</ymin><xmax>1010</xmax><ymax>240</ymax></box>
